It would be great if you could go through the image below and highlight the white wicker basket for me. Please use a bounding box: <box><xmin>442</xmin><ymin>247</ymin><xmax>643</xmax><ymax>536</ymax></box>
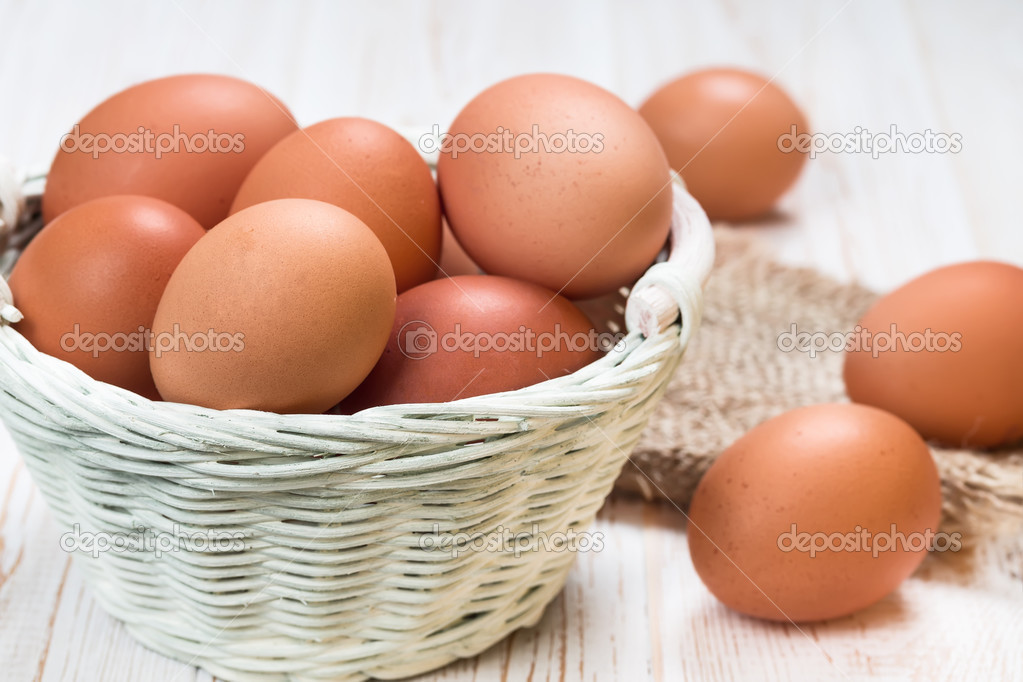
<box><xmin>0</xmin><ymin>157</ymin><xmax>713</xmax><ymax>682</ymax></box>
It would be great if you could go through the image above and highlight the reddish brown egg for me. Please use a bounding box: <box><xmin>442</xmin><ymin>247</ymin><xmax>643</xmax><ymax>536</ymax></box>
<box><xmin>688</xmin><ymin>403</ymin><xmax>943</xmax><ymax>623</ymax></box>
<box><xmin>339</xmin><ymin>274</ymin><xmax>602</xmax><ymax>410</ymax></box>
<box><xmin>844</xmin><ymin>261</ymin><xmax>1023</xmax><ymax>449</ymax></box>
<box><xmin>150</xmin><ymin>199</ymin><xmax>396</xmax><ymax>413</ymax></box>
<box><xmin>231</xmin><ymin>117</ymin><xmax>442</xmax><ymax>292</ymax></box>
<box><xmin>640</xmin><ymin>68</ymin><xmax>809</xmax><ymax>221</ymax></box>
<box><xmin>437</xmin><ymin>74</ymin><xmax>672</xmax><ymax>299</ymax></box>
<box><xmin>8</xmin><ymin>195</ymin><xmax>205</xmax><ymax>398</ymax></box>
<box><xmin>44</xmin><ymin>74</ymin><xmax>298</xmax><ymax>228</ymax></box>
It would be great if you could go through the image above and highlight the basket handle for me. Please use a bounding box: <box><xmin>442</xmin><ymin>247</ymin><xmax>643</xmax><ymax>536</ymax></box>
<box><xmin>0</xmin><ymin>156</ymin><xmax>24</xmax><ymax>246</ymax></box>
<box><xmin>0</xmin><ymin>157</ymin><xmax>25</xmax><ymax>324</ymax></box>
<box><xmin>624</xmin><ymin>178</ymin><xmax>715</xmax><ymax>346</ymax></box>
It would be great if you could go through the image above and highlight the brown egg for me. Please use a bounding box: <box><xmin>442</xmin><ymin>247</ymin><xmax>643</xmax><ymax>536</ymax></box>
<box><xmin>640</xmin><ymin>68</ymin><xmax>809</xmax><ymax>221</ymax></box>
<box><xmin>844</xmin><ymin>261</ymin><xmax>1023</xmax><ymax>449</ymax></box>
<box><xmin>150</xmin><ymin>198</ymin><xmax>395</xmax><ymax>413</ymax></box>
<box><xmin>688</xmin><ymin>403</ymin><xmax>943</xmax><ymax>623</ymax></box>
<box><xmin>339</xmin><ymin>274</ymin><xmax>602</xmax><ymax>410</ymax></box>
<box><xmin>231</xmin><ymin>117</ymin><xmax>442</xmax><ymax>292</ymax></box>
<box><xmin>8</xmin><ymin>195</ymin><xmax>205</xmax><ymax>399</ymax></box>
<box><xmin>44</xmin><ymin>74</ymin><xmax>298</xmax><ymax>228</ymax></box>
<box><xmin>437</xmin><ymin>74</ymin><xmax>672</xmax><ymax>299</ymax></box>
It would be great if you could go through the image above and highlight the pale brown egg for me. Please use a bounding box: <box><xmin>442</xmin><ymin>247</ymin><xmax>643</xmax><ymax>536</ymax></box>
<box><xmin>231</xmin><ymin>117</ymin><xmax>442</xmax><ymax>292</ymax></box>
<box><xmin>339</xmin><ymin>274</ymin><xmax>602</xmax><ymax>410</ymax></box>
<box><xmin>639</xmin><ymin>68</ymin><xmax>809</xmax><ymax>221</ymax></box>
<box><xmin>150</xmin><ymin>199</ymin><xmax>395</xmax><ymax>413</ymax></box>
<box><xmin>9</xmin><ymin>195</ymin><xmax>205</xmax><ymax>399</ymax></box>
<box><xmin>44</xmin><ymin>74</ymin><xmax>298</xmax><ymax>228</ymax></box>
<box><xmin>844</xmin><ymin>261</ymin><xmax>1023</xmax><ymax>449</ymax></box>
<box><xmin>437</xmin><ymin>74</ymin><xmax>672</xmax><ymax>299</ymax></box>
<box><xmin>688</xmin><ymin>403</ymin><xmax>943</xmax><ymax>623</ymax></box>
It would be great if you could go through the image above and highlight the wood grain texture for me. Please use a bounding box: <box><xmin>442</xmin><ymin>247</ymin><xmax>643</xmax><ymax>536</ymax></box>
<box><xmin>0</xmin><ymin>1</ymin><xmax>1020</xmax><ymax>680</ymax></box>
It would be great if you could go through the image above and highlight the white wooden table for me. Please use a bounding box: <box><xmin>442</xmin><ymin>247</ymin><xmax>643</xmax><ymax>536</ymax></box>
<box><xmin>1</xmin><ymin>1</ymin><xmax>1020</xmax><ymax>680</ymax></box>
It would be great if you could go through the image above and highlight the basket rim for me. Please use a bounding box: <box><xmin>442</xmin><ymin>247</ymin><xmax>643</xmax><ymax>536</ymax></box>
<box><xmin>0</xmin><ymin>318</ymin><xmax>683</xmax><ymax>451</ymax></box>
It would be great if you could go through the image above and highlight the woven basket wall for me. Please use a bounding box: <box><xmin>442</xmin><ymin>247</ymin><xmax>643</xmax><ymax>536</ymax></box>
<box><xmin>0</xmin><ymin>167</ymin><xmax>714</xmax><ymax>681</ymax></box>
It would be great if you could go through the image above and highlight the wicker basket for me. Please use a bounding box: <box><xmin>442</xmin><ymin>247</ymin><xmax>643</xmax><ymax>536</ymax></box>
<box><xmin>0</xmin><ymin>157</ymin><xmax>714</xmax><ymax>682</ymax></box>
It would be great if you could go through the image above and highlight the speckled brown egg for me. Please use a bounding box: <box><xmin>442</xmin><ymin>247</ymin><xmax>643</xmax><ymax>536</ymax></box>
<box><xmin>149</xmin><ymin>198</ymin><xmax>395</xmax><ymax>413</ymax></box>
<box><xmin>9</xmin><ymin>195</ymin><xmax>205</xmax><ymax>399</ymax></box>
<box><xmin>44</xmin><ymin>74</ymin><xmax>298</xmax><ymax>228</ymax></box>
<box><xmin>844</xmin><ymin>261</ymin><xmax>1023</xmax><ymax>449</ymax></box>
<box><xmin>688</xmin><ymin>403</ymin><xmax>943</xmax><ymax>623</ymax></box>
<box><xmin>339</xmin><ymin>274</ymin><xmax>602</xmax><ymax>410</ymax></box>
<box><xmin>231</xmin><ymin>117</ymin><xmax>442</xmax><ymax>292</ymax></box>
<box><xmin>640</xmin><ymin>68</ymin><xmax>809</xmax><ymax>221</ymax></box>
<box><xmin>437</xmin><ymin>74</ymin><xmax>672</xmax><ymax>299</ymax></box>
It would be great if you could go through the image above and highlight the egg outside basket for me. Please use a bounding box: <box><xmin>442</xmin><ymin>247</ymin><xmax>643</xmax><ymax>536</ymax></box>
<box><xmin>0</xmin><ymin>161</ymin><xmax>714</xmax><ymax>682</ymax></box>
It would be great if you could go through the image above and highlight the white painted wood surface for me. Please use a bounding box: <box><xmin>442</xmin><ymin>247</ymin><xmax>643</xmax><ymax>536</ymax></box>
<box><xmin>1</xmin><ymin>1</ymin><xmax>1020</xmax><ymax>680</ymax></box>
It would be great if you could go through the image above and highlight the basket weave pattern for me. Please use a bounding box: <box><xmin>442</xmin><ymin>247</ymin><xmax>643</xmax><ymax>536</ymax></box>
<box><xmin>0</xmin><ymin>164</ymin><xmax>713</xmax><ymax>681</ymax></box>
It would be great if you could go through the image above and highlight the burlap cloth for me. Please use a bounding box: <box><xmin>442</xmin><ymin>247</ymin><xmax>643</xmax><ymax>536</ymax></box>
<box><xmin>613</xmin><ymin>229</ymin><xmax>1023</xmax><ymax>540</ymax></box>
